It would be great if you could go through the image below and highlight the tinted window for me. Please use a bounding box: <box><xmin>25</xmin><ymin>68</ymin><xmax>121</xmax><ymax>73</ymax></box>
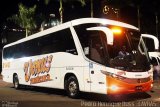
<box><xmin>40</xmin><ymin>29</ymin><xmax>77</xmax><ymax>55</ymax></box>
<box><xmin>74</xmin><ymin>24</ymin><xmax>109</xmax><ymax>65</ymax></box>
<box><xmin>3</xmin><ymin>28</ymin><xmax>77</xmax><ymax>59</ymax></box>
<box><xmin>90</xmin><ymin>32</ymin><xmax>107</xmax><ymax>64</ymax></box>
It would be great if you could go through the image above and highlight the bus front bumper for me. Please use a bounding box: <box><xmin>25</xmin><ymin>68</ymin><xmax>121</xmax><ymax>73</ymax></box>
<box><xmin>106</xmin><ymin>76</ymin><xmax>153</xmax><ymax>95</ymax></box>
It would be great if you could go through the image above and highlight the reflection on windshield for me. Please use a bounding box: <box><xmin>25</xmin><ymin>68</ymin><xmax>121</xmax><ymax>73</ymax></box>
<box><xmin>108</xmin><ymin>30</ymin><xmax>150</xmax><ymax>71</ymax></box>
<box><xmin>74</xmin><ymin>24</ymin><xmax>150</xmax><ymax>72</ymax></box>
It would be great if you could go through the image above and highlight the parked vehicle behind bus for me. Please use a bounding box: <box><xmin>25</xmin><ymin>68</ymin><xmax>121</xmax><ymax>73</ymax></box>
<box><xmin>2</xmin><ymin>18</ymin><xmax>153</xmax><ymax>98</ymax></box>
<box><xmin>141</xmin><ymin>34</ymin><xmax>160</xmax><ymax>81</ymax></box>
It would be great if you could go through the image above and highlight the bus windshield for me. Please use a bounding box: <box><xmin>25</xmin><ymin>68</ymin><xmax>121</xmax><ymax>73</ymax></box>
<box><xmin>74</xmin><ymin>24</ymin><xmax>150</xmax><ymax>72</ymax></box>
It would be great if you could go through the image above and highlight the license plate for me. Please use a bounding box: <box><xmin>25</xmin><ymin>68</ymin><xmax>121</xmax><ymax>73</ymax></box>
<box><xmin>135</xmin><ymin>86</ymin><xmax>143</xmax><ymax>91</ymax></box>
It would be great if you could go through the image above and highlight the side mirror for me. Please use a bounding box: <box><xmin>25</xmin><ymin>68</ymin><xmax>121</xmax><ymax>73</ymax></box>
<box><xmin>87</xmin><ymin>27</ymin><xmax>114</xmax><ymax>45</ymax></box>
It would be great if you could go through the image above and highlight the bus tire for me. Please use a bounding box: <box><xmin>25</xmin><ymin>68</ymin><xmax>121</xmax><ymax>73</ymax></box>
<box><xmin>13</xmin><ymin>74</ymin><xmax>20</xmax><ymax>89</ymax></box>
<box><xmin>66</xmin><ymin>76</ymin><xmax>79</xmax><ymax>98</ymax></box>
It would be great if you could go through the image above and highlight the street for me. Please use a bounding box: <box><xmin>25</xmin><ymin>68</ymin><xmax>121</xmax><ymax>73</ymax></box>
<box><xmin>0</xmin><ymin>77</ymin><xmax>160</xmax><ymax>107</ymax></box>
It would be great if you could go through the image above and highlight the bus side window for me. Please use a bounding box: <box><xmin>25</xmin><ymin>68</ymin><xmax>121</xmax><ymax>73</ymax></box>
<box><xmin>3</xmin><ymin>48</ymin><xmax>9</xmax><ymax>59</ymax></box>
<box><xmin>20</xmin><ymin>41</ymin><xmax>30</xmax><ymax>57</ymax></box>
<box><xmin>12</xmin><ymin>45</ymin><xmax>20</xmax><ymax>58</ymax></box>
<box><xmin>40</xmin><ymin>28</ymin><xmax>77</xmax><ymax>55</ymax></box>
<box><xmin>40</xmin><ymin>34</ymin><xmax>57</xmax><ymax>54</ymax></box>
<box><xmin>90</xmin><ymin>34</ymin><xmax>105</xmax><ymax>64</ymax></box>
<box><xmin>4</xmin><ymin>46</ymin><xmax>17</xmax><ymax>59</ymax></box>
<box><xmin>61</xmin><ymin>30</ymin><xmax>77</xmax><ymax>55</ymax></box>
<box><xmin>3</xmin><ymin>29</ymin><xmax>78</xmax><ymax>59</ymax></box>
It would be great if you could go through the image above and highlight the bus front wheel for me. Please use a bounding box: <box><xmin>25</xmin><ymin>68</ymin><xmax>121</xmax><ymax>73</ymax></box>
<box><xmin>66</xmin><ymin>76</ymin><xmax>79</xmax><ymax>98</ymax></box>
<box><xmin>13</xmin><ymin>74</ymin><xmax>20</xmax><ymax>89</ymax></box>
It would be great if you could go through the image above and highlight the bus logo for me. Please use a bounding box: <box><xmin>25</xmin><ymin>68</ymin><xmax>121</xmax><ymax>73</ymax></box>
<box><xmin>24</xmin><ymin>55</ymin><xmax>53</xmax><ymax>84</ymax></box>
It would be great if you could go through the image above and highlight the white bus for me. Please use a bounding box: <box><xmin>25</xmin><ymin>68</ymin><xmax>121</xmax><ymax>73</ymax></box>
<box><xmin>2</xmin><ymin>18</ymin><xmax>153</xmax><ymax>98</ymax></box>
<box><xmin>141</xmin><ymin>34</ymin><xmax>160</xmax><ymax>80</ymax></box>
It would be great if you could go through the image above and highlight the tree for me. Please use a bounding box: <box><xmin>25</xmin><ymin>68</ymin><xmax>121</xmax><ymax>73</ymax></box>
<box><xmin>8</xmin><ymin>4</ymin><xmax>37</xmax><ymax>37</ymax></box>
<box><xmin>44</xmin><ymin>0</ymin><xmax>86</xmax><ymax>23</ymax></box>
<box><xmin>125</xmin><ymin>0</ymin><xmax>142</xmax><ymax>30</ymax></box>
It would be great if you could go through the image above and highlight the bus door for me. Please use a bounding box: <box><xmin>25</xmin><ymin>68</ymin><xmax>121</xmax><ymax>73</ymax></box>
<box><xmin>86</xmin><ymin>27</ymin><xmax>113</xmax><ymax>93</ymax></box>
<box><xmin>140</xmin><ymin>34</ymin><xmax>159</xmax><ymax>78</ymax></box>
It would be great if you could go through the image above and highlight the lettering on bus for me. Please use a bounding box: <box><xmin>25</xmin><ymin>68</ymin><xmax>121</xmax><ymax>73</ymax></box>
<box><xmin>24</xmin><ymin>55</ymin><xmax>53</xmax><ymax>84</ymax></box>
<box><xmin>2</xmin><ymin>62</ymin><xmax>10</xmax><ymax>68</ymax></box>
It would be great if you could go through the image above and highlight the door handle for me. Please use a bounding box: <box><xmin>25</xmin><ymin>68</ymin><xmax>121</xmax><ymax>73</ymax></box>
<box><xmin>91</xmin><ymin>71</ymin><xmax>94</xmax><ymax>74</ymax></box>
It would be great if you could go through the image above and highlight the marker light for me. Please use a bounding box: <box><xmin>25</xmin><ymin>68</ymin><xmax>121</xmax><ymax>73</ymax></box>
<box><xmin>110</xmin><ymin>85</ymin><xmax>119</xmax><ymax>91</ymax></box>
<box><xmin>111</xmin><ymin>28</ymin><xmax>122</xmax><ymax>34</ymax></box>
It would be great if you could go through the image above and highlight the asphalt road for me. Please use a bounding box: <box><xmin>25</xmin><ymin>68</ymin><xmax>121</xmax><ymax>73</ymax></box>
<box><xmin>0</xmin><ymin>77</ymin><xmax>160</xmax><ymax>107</ymax></box>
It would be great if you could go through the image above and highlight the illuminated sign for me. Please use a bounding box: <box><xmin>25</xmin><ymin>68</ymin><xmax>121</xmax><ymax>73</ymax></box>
<box><xmin>24</xmin><ymin>55</ymin><xmax>53</xmax><ymax>84</ymax></box>
<box><xmin>103</xmin><ymin>5</ymin><xmax>109</xmax><ymax>14</ymax></box>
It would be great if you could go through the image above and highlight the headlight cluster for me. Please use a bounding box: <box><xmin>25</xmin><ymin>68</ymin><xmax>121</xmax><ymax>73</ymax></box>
<box><xmin>101</xmin><ymin>70</ymin><xmax>126</xmax><ymax>80</ymax></box>
<box><xmin>110</xmin><ymin>85</ymin><xmax>119</xmax><ymax>91</ymax></box>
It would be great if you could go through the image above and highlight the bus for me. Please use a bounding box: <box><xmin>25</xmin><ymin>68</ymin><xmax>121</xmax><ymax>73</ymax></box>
<box><xmin>2</xmin><ymin>18</ymin><xmax>153</xmax><ymax>98</ymax></box>
<box><xmin>141</xmin><ymin>34</ymin><xmax>160</xmax><ymax>80</ymax></box>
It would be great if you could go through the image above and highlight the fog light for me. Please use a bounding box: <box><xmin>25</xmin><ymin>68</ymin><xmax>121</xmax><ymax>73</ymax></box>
<box><xmin>110</xmin><ymin>85</ymin><xmax>119</xmax><ymax>91</ymax></box>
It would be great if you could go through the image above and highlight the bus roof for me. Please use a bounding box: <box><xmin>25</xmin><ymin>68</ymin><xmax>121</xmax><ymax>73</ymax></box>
<box><xmin>4</xmin><ymin>18</ymin><xmax>139</xmax><ymax>48</ymax></box>
<box><xmin>71</xmin><ymin>18</ymin><xmax>139</xmax><ymax>31</ymax></box>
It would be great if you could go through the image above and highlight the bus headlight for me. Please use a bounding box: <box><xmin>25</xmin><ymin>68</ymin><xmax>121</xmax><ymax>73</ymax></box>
<box><xmin>110</xmin><ymin>85</ymin><xmax>119</xmax><ymax>91</ymax></box>
<box><xmin>101</xmin><ymin>70</ymin><xmax>125</xmax><ymax>80</ymax></box>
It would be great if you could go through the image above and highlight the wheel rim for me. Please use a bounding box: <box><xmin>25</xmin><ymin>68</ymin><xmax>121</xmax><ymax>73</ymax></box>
<box><xmin>69</xmin><ymin>81</ymin><xmax>77</xmax><ymax>96</ymax></box>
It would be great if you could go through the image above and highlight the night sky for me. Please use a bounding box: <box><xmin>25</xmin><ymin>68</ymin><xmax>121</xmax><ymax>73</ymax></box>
<box><xmin>0</xmin><ymin>0</ymin><xmax>160</xmax><ymax>35</ymax></box>
<box><xmin>0</xmin><ymin>0</ymin><xmax>40</xmax><ymax>25</ymax></box>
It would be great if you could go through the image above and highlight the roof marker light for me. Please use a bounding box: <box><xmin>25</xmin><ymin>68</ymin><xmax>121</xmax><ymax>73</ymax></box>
<box><xmin>111</xmin><ymin>28</ymin><xmax>122</xmax><ymax>34</ymax></box>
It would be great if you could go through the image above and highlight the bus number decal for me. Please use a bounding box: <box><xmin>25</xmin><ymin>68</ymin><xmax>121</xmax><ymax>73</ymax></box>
<box><xmin>24</xmin><ymin>55</ymin><xmax>53</xmax><ymax>84</ymax></box>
